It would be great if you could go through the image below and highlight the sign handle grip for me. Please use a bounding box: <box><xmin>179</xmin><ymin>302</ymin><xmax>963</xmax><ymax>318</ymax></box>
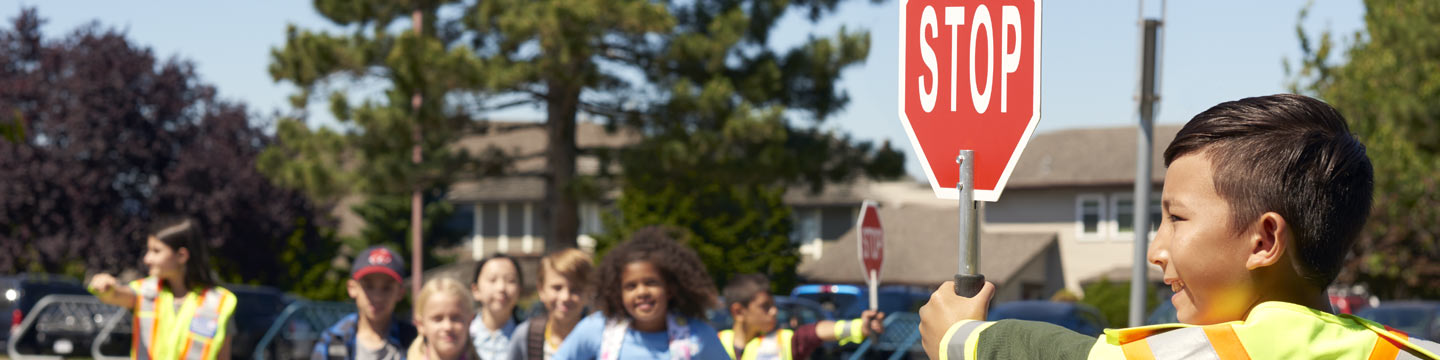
<box><xmin>953</xmin><ymin>274</ymin><xmax>985</xmax><ymax>297</ymax></box>
<box><xmin>868</xmin><ymin>271</ymin><xmax>879</xmax><ymax>310</ymax></box>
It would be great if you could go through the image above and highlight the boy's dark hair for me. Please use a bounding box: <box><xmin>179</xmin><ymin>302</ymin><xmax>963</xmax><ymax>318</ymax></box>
<box><xmin>723</xmin><ymin>274</ymin><xmax>770</xmax><ymax>310</ymax></box>
<box><xmin>1163</xmin><ymin>94</ymin><xmax>1373</xmax><ymax>288</ymax></box>
<box><xmin>149</xmin><ymin>217</ymin><xmax>219</xmax><ymax>289</ymax></box>
<box><xmin>596</xmin><ymin>226</ymin><xmax>718</xmax><ymax>320</ymax></box>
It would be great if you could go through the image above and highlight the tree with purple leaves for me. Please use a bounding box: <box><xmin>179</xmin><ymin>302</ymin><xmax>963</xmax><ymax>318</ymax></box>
<box><xmin>0</xmin><ymin>8</ymin><xmax>344</xmax><ymax>300</ymax></box>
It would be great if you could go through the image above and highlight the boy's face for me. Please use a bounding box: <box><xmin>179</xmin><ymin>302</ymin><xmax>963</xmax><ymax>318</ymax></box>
<box><xmin>538</xmin><ymin>267</ymin><xmax>588</xmax><ymax>323</ymax></box>
<box><xmin>1150</xmin><ymin>153</ymin><xmax>1260</xmax><ymax>325</ymax></box>
<box><xmin>732</xmin><ymin>292</ymin><xmax>778</xmax><ymax>334</ymax></box>
<box><xmin>348</xmin><ymin>273</ymin><xmax>402</xmax><ymax>322</ymax></box>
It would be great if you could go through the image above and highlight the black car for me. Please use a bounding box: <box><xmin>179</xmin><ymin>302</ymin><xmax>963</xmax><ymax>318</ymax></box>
<box><xmin>2</xmin><ymin>274</ymin><xmax>114</xmax><ymax>357</ymax></box>
<box><xmin>90</xmin><ymin>283</ymin><xmax>294</xmax><ymax>360</ymax></box>
<box><xmin>229</xmin><ymin>284</ymin><xmax>291</xmax><ymax>360</ymax></box>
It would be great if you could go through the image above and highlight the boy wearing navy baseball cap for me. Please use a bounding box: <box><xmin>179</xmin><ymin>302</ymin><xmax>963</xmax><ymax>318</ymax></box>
<box><xmin>313</xmin><ymin>246</ymin><xmax>419</xmax><ymax>360</ymax></box>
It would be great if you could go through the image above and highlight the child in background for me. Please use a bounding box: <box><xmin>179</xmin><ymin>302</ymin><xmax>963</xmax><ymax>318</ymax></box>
<box><xmin>719</xmin><ymin>274</ymin><xmax>885</xmax><ymax>360</ymax></box>
<box><xmin>407</xmin><ymin>278</ymin><xmax>479</xmax><ymax>360</ymax></box>
<box><xmin>505</xmin><ymin>249</ymin><xmax>594</xmax><ymax>360</ymax></box>
<box><xmin>313</xmin><ymin>246</ymin><xmax>417</xmax><ymax>360</ymax></box>
<box><xmin>89</xmin><ymin>218</ymin><xmax>238</xmax><ymax>360</ymax></box>
<box><xmin>552</xmin><ymin>226</ymin><xmax>728</xmax><ymax>360</ymax></box>
<box><xmin>471</xmin><ymin>254</ymin><xmax>523</xmax><ymax>360</ymax></box>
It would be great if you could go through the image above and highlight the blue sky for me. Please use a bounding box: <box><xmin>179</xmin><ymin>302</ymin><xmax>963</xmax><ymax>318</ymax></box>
<box><xmin>9</xmin><ymin>0</ymin><xmax>1366</xmax><ymax>181</ymax></box>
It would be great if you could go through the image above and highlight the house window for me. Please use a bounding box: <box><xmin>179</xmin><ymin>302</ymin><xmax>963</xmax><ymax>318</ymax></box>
<box><xmin>1112</xmin><ymin>193</ymin><xmax>1162</xmax><ymax>239</ymax></box>
<box><xmin>1076</xmin><ymin>194</ymin><xmax>1104</xmax><ymax>239</ymax></box>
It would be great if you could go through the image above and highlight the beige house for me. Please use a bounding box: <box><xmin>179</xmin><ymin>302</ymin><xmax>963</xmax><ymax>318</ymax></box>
<box><xmin>352</xmin><ymin>122</ymin><xmax>1176</xmax><ymax>299</ymax></box>
<box><xmin>984</xmin><ymin>125</ymin><xmax>1180</xmax><ymax>292</ymax></box>
<box><xmin>785</xmin><ymin>125</ymin><xmax>1180</xmax><ymax>298</ymax></box>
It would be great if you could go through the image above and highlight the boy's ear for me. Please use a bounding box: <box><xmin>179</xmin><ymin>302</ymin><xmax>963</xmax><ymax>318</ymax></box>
<box><xmin>1245</xmin><ymin>212</ymin><xmax>1290</xmax><ymax>270</ymax></box>
<box><xmin>729</xmin><ymin>302</ymin><xmax>745</xmax><ymax>317</ymax></box>
<box><xmin>346</xmin><ymin>278</ymin><xmax>361</xmax><ymax>299</ymax></box>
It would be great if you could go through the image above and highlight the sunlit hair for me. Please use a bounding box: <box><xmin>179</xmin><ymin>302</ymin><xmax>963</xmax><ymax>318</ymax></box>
<box><xmin>414</xmin><ymin>277</ymin><xmax>476</xmax><ymax>320</ymax></box>
<box><xmin>539</xmin><ymin>248</ymin><xmax>594</xmax><ymax>292</ymax></box>
<box><xmin>408</xmin><ymin>277</ymin><xmax>478</xmax><ymax>360</ymax></box>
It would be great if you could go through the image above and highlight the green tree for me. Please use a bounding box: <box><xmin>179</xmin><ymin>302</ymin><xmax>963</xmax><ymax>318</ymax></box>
<box><xmin>461</xmin><ymin>0</ymin><xmax>673</xmax><ymax>250</ymax></box>
<box><xmin>1289</xmin><ymin>0</ymin><xmax>1440</xmax><ymax>299</ymax></box>
<box><xmin>596</xmin><ymin>0</ymin><xmax>907</xmax><ymax>292</ymax></box>
<box><xmin>262</xmin><ymin>1</ymin><xmax>493</xmax><ymax>257</ymax></box>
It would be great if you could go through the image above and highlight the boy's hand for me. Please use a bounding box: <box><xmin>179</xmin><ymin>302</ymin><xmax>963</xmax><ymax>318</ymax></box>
<box><xmin>859</xmin><ymin>310</ymin><xmax>886</xmax><ymax>337</ymax></box>
<box><xmin>919</xmin><ymin>281</ymin><xmax>995</xmax><ymax>360</ymax></box>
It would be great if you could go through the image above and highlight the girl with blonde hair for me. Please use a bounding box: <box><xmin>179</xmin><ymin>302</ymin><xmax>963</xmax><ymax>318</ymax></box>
<box><xmin>409</xmin><ymin>277</ymin><xmax>480</xmax><ymax>360</ymax></box>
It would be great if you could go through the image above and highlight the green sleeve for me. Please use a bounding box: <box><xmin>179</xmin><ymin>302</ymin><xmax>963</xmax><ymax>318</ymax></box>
<box><xmin>974</xmin><ymin>320</ymin><xmax>1096</xmax><ymax>360</ymax></box>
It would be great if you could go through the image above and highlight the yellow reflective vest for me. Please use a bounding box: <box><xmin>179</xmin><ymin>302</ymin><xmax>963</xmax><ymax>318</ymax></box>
<box><xmin>940</xmin><ymin>302</ymin><xmax>1440</xmax><ymax>360</ymax></box>
<box><xmin>127</xmin><ymin>277</ymin><xmax>237</xmax><ymax>360</ymax></box>
<box><xmin>718</xmin><ymin>329</ymin><xmax>794</xmax><ymax>360</ymax></box>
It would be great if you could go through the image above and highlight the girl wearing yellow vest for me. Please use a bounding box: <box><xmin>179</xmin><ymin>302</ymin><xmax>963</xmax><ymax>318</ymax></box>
<box><xmin>89</xmin><ymin>218</ymin><xmax>238</xmax><ymax>360</ymax></box>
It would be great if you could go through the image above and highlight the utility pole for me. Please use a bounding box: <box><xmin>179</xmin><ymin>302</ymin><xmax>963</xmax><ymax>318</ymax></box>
<box><xmin>410</xmin><ymin>8</ymin><xmax>425</xmax><ymax>300</ymax></box>
<box><xmin>1130</xmin><ymin>0</ymin><xmax>1164</xmax><ymax>327</ymax></box>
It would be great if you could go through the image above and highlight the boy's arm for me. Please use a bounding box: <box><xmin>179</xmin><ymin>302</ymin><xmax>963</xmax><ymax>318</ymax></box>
<box><xmin>920</xmin><ymin>282</ymin><xmax>1096</xmax><ymax>360</ymax></box>
<box><xmin>814</xmin><ymin>310</ymin><xmax>885</xmax><ymax>344</ymax></box>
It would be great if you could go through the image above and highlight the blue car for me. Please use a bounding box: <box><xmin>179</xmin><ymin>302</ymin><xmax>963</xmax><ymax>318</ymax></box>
<box><xmin>790</xmin><ymin>284</ymin><xmax>930</xmax><ymax>319</ymax></box>
<box><xmin>706</xmin><ymin>294</ymin><xmax>835</xmax><ymax>331</ymax></box>
<box><xmin>987</xmin><ymin>300</ymin><xmax>1109</xmax><ymax>337</ymax></box>
<box><xmin>1356</xmin><ymin>301</ymin><xmax>1440</xmax><ymax>341</ymax></box>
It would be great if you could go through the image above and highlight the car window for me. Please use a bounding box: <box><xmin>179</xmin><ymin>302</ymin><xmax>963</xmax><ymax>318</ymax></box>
<box><xmin>1360</xmin><ymin>308</ymin><xmax>1434</xmax><ymax>335</ymax></box>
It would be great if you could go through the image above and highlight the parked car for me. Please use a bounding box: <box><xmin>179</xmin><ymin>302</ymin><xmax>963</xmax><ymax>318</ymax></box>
<box><xmin>790</xmin><ymin>284</ymin><xmax>931</xmax><ymax>320</ymax></box>
<box><xmin>1146</xmin><ymin>295</ymin><xmax>1178</xmax><ymax>325</ymax></box>
<box><xmin>229</xmin><ymin>284</ymin><xmax>291</xmax><ymax>360</ymax></box>
<box><xmin>705</xmin><ymin>294</ymin><xmax>835</xmax><ymax>331</ymax></box>
<box><xmin>988</xmin><ymin>300</ymin><xmax>1109</xmax><ymax>337</ymax></box>
<box><xmin>1</xmin><ymin>274</ymin><xmax>97</xmax><ymax>355</ymax></box>
<box><xmin>1355</xmin><ymin>301</ymin><xmax>1440</xmax><ymax>342</ymax></box>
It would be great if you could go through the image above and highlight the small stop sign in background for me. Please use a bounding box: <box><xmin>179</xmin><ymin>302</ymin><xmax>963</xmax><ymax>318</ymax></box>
<box><xmin>899</xmin><ymin>0</ymin><xmax>1041</xmax><ymax>201</ymax></box>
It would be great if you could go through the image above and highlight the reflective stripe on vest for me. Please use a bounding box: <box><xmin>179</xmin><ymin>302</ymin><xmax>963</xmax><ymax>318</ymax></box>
<box><xmin>717</xmin><ymin>329</ymin><xmax>792</xmax><ymax>360</ymax></box>
<box><xmin>1119</xmin><ymin>325</ymin><xmax>1250</xmax><ymax>360</ymax></box>
<box><xmin>1398</xmin><ymin>337</ymin><xmax>1440</xmax><ymax>360</ymax></box>
<box><xmin>940</xmin><ymin>321</ymin><xmax>991</xmax><ymax>360</ymax></box>
<box><xmin>181</xmin><ymin>288</ymin><xmax>227</xmax><ymax>360</ymax></box>
<box><xmin>135</xmin><ymin>277</ymin><xmax>161</xmax><ymax>360</ymax></box>
<box><xmin>1118</xmin><ymin>323</ymin><xmax>1440</xmax><ymax>360</ymax></box>
<box><xmin>128</xmin><ymin>278</ymin><xmax>236</xmax><ymax>360</ymax></box>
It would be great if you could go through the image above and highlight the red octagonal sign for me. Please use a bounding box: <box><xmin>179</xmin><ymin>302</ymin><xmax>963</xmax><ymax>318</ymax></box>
<box><xmin>899</xmin><ymin>0</ymin><xmax>1041</xmax><ymax>201</ymax></box>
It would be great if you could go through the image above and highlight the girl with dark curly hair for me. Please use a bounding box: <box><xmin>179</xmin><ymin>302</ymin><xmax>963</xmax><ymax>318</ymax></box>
<box><xmin>552</xmin><ymin>226</ymin><xmax>728</xmax><ymax>360</ymax></box>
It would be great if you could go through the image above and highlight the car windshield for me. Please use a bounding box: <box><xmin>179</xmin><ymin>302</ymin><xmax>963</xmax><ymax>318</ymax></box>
<box><xmin>1359</xmin><ymin>307</ymin><xmax>1434</xmax><ymax>334</ymax></box>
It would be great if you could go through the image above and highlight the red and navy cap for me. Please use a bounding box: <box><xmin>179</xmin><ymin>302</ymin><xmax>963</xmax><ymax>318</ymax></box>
<box><xmin>351</xmin><ymin>246</ymin><xmax>406</xmax><ymax>282</ymax></box>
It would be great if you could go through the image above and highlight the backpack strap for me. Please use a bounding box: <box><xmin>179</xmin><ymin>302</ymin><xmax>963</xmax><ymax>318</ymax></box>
<box><xmin>527</xmin><ymin>316</ymin><xmax>547</xmax><ymax>360</ymax></box>
<box><xmin>328</xmin><ymin>317</ymin><xmax>358</xmax><ymax>360</ymax></box>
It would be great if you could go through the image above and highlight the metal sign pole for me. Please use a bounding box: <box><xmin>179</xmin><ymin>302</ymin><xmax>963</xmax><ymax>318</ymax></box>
<box><xmin>955</xmin><ymin>150</ymin><xmax>985</xmax><ymax>296</ymax></box>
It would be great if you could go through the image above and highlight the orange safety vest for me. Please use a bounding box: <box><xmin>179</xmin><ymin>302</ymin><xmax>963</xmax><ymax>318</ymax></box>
<box><xmin>940</xmin><ymin>302</ymin><xmax>1440</xmax><ymax>360</ymax></box>
<box><xmin>129</xmin><ymin>277</ymin><xmax>237</xmax><ymax>360</ymax></box>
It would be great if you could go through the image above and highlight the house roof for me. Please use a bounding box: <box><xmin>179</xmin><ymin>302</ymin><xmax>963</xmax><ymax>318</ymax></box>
<box><xmin>445</xmin><ymin>121</ymin><xmax>639</xmax><ymax>203</ymax></box>
<box><xmin>1005</xmin><ymin>124</ymin><xmax>1182</xmax><ymax>189</ymax></box>
<box><xmin>450</xmin><ymin>120</ymin><xmax>640</xmax><ymax>174</ymax></box>
<box><xmin>796</xmin><ymin>203</ymin><xmax>1057</xmax><ymax>286</ymax></box>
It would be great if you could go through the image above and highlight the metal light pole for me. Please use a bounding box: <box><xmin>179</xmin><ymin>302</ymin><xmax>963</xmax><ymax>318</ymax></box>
<box><xmin>410</xmin><ymin>8</ymin><xmax>425</xmax><ymax>300</ymax></box>
<box><xmin>1130</xmin><ymin>0</ymin><xmax>1164</xmax><ymax>327</ymax></box>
